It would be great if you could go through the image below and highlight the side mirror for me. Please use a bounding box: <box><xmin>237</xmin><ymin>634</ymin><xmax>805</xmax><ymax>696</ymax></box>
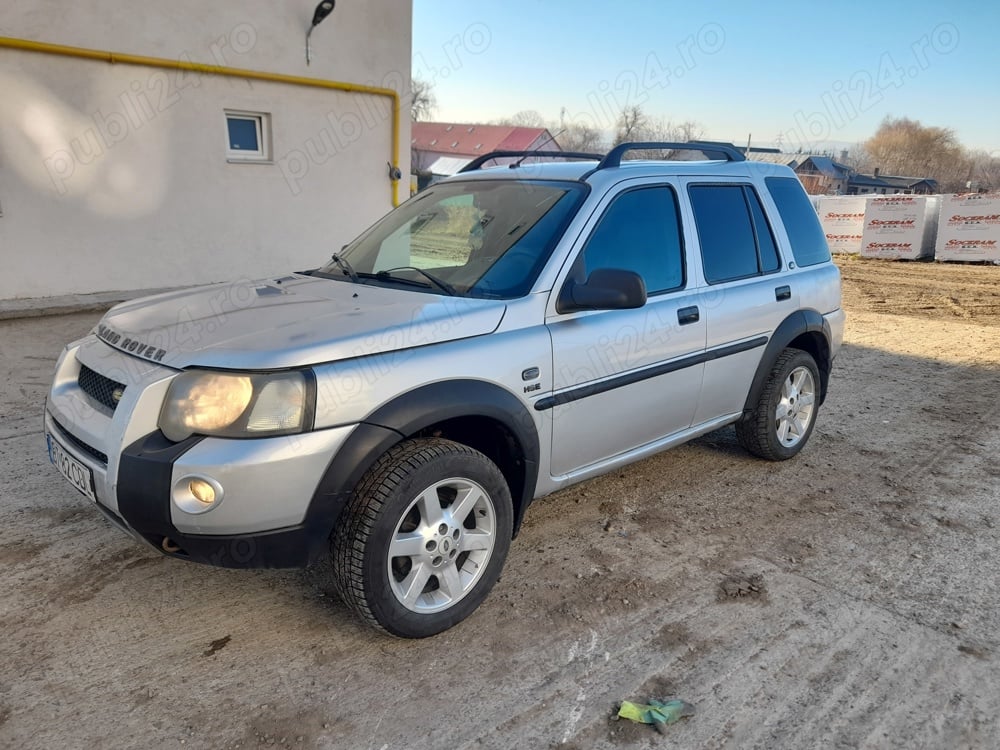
<box><xmin>558</xmin><ymin>268</ymin><xmax>647</xmax><ymax>313</ymax></box>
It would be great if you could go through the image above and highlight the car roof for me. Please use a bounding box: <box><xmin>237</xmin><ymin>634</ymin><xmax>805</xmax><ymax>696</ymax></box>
<box><xmin>444</xmin><ymin>158</ymin><xmax>796</xmax><ymax>187</ymax></box>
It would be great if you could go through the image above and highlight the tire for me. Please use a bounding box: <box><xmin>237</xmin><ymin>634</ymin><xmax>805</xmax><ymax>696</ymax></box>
<box><xmin>736</xmin><ymin>348</ymin><xmax>820</xmax><ymax>461</ymax></box>
<box><xmin>331</xmin><ymin>438</ymin><xmax>513</xmax><ymax>638</ymax></box>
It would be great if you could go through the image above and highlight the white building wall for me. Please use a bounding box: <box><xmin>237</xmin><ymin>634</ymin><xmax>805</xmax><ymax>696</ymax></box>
<box><xmin>0</xmin><ymin>0</ymin><xmax>412</xmax><ymax>300</ymax></box>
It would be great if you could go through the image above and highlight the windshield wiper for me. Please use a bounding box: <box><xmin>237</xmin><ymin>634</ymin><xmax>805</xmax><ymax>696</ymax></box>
<box><xmin>329</xmin><ymin>253</ymin><xmax>362</xmax><ymax>284</ymax></box>
<box><xmin>375</xmin><ymin>266</ymin><xmax>458</xmax><ymax>296</ymax></box>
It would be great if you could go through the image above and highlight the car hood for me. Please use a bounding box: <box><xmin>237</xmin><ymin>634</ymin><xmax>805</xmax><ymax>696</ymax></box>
<box><xmin>95</xmin><ymin>275</ymin><xmax>507</xmax><ymax>370</ymax></box>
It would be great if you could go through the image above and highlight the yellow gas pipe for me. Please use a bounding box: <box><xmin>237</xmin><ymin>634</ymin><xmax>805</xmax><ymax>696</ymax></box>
<box><xmin>0</xmin><ymin>35</ymin><xmax>402</xmax><ymax>206</ymax></box>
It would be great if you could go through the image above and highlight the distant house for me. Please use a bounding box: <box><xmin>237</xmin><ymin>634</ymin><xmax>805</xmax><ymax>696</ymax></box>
<box><xmin>745</xmin><ymin>153</ymin><xmax>852</xmax><ymax>195</ymax></box>
<box><xmin>794</xmin><ymin>156</ymin><xmax>852</xmax><ymax>195</ymax></box>
<box><xmin>847</xmin><ymin>170</ymin><xmax>937</xmax><ymax>195</ymax></box>
<box><xmin>744</xmin><ymin>152</ymin><xmax>800</xmax><ymax>168</ymax></box>
<box><xmin>743</xmin><ymin>152</ymin><xmax>938</xmax><ymax>196</ymax></box>
<box><xmin>621</xmin><ymin>142</ymin><xmax>852</xmax><ymax>195</ymax></box>
<box><xmin>411</xmin><ymin>122</ymin><xmax>560</xmax><ymax>188</ymax></box>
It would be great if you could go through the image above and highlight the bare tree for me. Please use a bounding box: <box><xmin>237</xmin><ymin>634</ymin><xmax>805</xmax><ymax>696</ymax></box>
<box><xmin>493</xmin><ymin>110</ymin><xmax>546</xmax><ymax>128</ymax></box>
<box><xmin>967</xmin><ymin>150</ymin><xmax>1000</xmax><ymax>192</ymax></box>
<box><xmin>863</xmin><ymin>116</ymin><xmax>969</xmax><ymax>192</ymax></box>
<box><xmin>614</xmin><ymin>105</ymin><xmax>648</xmax><ymax>145</ymax></box>
<box><xmin>494</xmin><ymin>109</ymin><xmax>606</xmax><ymax>153</ymax></box>
<box><xmin>490</xmin><ymin>104</ymin><xmax>705</xmax><ymax>159</ymax></box>
<box><xmin>410</xmin><ymin>77</ymin><xmax>436</xmax><ymax>123</ymax></box>
<box><xmin>612</xmin><ymin>107</ymin><xmax>706</xmax><ymax>158</ymax></box>
<box><xmin>409</xmin><ymin>78</ymin><xmax>437</xmax><ymax>178</ymax></box>
<box><xmin>557</xmin><ymin>122</ymin><xmax>604</xmax><ymax>153</ymax></box>
<box><xmin>677</xmin><ymin>120</ymin><xmax>705</xmax><ymax>140</ymax></box>
<box><xmin>841</xmin><ymin>143</ymin><xmax>870</xmax><ymax>171</ymax></box>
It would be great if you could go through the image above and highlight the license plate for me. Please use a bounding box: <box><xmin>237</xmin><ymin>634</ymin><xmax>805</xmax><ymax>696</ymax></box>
<box><xmin>46</xmin><ymin>432</ymin><xmax>97</xmax><ymax>502</ymax></box>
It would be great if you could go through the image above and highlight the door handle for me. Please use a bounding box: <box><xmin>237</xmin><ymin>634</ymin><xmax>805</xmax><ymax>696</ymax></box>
<box><xmin>677</xmin><ymin>306</ymin><xmax>700</xmax><ymax>325</ymax></box>
<box><xmin>775</xmin><ymin>285</ymin><xmax>791</xmax><ymax>301</ymax></box>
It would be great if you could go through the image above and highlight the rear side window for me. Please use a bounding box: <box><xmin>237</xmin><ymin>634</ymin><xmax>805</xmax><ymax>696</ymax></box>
<box><xmin>689</xmin><ymin>185</ymin><xmax>781</xmax><ymax>284</ymax></box>
<box><xmin>748</xmin><ymin>191</ymin><xmax>781</xmax><ymax>273</ymax></box>
<box><xmin>580</xmin><ymin>186</ymin><xmax>684</xmax><ymax>294</ymax></box>
<box><xmin>765</xmin><ymin>176</ymin><xmax>831</xmax><ymax>267</ymax></box>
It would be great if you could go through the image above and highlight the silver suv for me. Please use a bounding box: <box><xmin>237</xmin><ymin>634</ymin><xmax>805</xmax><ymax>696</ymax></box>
<box><xmin>45</xmin><ymin>142</ymin><xmax>844</xmax><ymax>637</ymax></box>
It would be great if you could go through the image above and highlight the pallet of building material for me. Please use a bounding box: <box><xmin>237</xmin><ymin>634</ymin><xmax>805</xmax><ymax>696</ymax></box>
<box><xmin>816</xmin><ymin>196</ymin><xmax>866</xmax><ymax>254</ymax></box>
<box><xmin>935</xmin><ymin>194</ymin><xmax>1000</xmax><ymax>262</ymax></box>
<box><xmin>860</xmin><ymin>195</ymin><xmax>939</xmax><ymax>260</ymax></box>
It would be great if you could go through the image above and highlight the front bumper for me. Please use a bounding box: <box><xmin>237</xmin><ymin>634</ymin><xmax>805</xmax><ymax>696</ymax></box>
<box><xmin>45</xmin><ymin>338</ymin><xmax>356</xmax><ymax>568</ymax></box>
<box><xmin>114</xmin><ymin>427</ymin><xmax>355</xmax><ymax>567</ymax></box>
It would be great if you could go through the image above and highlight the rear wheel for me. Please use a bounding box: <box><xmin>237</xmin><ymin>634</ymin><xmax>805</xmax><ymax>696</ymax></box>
<box><xmin>331</xmin><ymin>438</ymin><xmax>512</xmax><ymax>638</ymax></box>
<box><xmin>736</xmin><ymin>348</ymin><xmax>820</xmax><ymax>461</ymax></box>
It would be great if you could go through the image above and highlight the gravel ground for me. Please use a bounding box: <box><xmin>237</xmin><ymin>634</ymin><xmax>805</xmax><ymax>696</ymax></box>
<box><xmin>1</xmin><ymin>257</ymin><xmax>999</xmax><ymax>749</ymax></box>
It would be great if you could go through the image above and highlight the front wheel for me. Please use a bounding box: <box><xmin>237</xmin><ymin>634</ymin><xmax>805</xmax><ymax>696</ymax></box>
<box><xmin>331</xmin><ymin>438</ymin><xmax>513</xmax><ymax>638</ymax></box>
<box><xmin>736</xmin><ymin>348</ymin><xmax>820</xmax><ymax>461</ymax></box>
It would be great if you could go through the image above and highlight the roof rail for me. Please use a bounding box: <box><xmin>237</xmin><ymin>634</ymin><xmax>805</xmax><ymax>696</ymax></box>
<box><xmin>458</xmin><ymin>150</ymin><xmax>603</xmax><ymax>174</ymax></box>
<box><xmin>595</xmin><ymin>141</ymin><xmax>746</xmax><ymax>170</ymax></box>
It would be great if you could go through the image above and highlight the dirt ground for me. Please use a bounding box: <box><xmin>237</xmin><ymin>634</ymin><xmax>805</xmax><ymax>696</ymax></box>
<box><xmin>2</xmin><ymin>257</ymin><xmax>999</xmax><ymax>749</ymax></box>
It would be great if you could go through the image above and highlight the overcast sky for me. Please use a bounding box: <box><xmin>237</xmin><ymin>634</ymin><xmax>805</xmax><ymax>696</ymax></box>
<box><xmin>412</xmin><ymin>0</ymin><xmax>997</xmax><ymax>154</ymax></box>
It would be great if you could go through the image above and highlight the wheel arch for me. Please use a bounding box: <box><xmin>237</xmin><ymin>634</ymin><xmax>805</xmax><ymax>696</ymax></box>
<box><xmin>306</xmin><ymin>380</ymin><xmax>539</xmax><ymax>555</ymax></box>
<box><xmin>743</xmin><ymin>310</ymin><xmax>832</xmax><ymax>418</ymax></box>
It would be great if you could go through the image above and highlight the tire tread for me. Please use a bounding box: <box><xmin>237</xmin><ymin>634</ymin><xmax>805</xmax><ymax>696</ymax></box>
<box><xmin>331</xmin><ymin>438</ymin><xmax>494</xmax><ymax>634</ymax></box>
<box><xmin>736</xmin><ymin>348</ymin><xmax>816</xmax><ymax>461</ymax></box>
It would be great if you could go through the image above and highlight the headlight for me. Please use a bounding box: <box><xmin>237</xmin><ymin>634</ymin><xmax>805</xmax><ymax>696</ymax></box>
<box><xmin>159</xmin><ymin>370</ymin><xmax>312</xmax><ymax>442</ymax></box>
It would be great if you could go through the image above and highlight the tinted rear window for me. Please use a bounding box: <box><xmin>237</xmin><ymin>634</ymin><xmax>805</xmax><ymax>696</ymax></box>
<box><xmin>765</xmin><ymin>177</ymin><xmax>831</xmax><ymax>267</ymax></box>
<box><xmin>748</xmin><ymin>189</ymin><xmax>781</xmax><ymax>273</ymax></box>
<box><xmin>689</xmin><ymin>185</ymin><xmax>760</xmax><ymax>284</ymax></box>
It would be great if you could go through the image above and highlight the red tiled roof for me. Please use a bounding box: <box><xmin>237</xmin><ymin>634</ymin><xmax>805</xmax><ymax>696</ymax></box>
<box><xmin>411</xmin><ymin>122</ymin><xmax>552</xmax><ymax>156</ymax></box>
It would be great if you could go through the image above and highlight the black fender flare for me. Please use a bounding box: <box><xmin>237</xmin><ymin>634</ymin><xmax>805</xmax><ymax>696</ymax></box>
<box><xmin>304</xmin><ymin>380</ymin><xmax>540</xmax><ymax>558</ymax></box>
<box><xmin>742</xmin><ymin>310</ymin><xmax>833</xmax><ymax>418</ymax></box>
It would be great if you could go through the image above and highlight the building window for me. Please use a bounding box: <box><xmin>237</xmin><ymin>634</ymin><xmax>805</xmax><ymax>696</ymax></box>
<box><xmin>225</xmin><ymin>110</ymin><xmax>271</xmax><ymax>162</ymax></box>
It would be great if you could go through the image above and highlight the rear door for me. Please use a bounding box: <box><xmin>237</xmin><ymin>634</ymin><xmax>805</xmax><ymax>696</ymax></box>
<box><xmin>683</xmin><ymin>181</ymin><xmax>794</xmax><ymax>425</ymax></box>
<box><xmin>544</xmin><ymin>181</ymin><xmax>707</xmax><ymax>477</ymax></box>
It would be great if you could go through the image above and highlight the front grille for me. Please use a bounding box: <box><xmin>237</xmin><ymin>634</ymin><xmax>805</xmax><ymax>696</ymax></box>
<box><xmin>78</xmin><ymin>364</ymin><xmax>126</xmax><ymax>412</ymax></box>
<box><xmin>51</xmin><ymin>418</ymin><xmax>109</xmax><ymax>465</ymax></box>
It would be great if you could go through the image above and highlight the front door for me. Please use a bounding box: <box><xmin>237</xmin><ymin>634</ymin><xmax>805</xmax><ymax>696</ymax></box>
<box><xmin>545</xmin><ymin>183</ymin><xmax>706</xmax><ymax>477</ymax></box>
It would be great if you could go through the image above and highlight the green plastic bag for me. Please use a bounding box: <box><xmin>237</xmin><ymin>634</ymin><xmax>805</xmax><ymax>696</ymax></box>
<box><xmin>618</xmin><ymin>698</ymin><xmax>695</xmax><ymax>733</ymax></box>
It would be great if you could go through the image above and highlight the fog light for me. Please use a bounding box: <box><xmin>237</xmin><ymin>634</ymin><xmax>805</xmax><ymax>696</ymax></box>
<box><xmin>189</xmin><ymin>479</ymin><xmax>216</xmax><ymax>506</ymax></box>
<box><xmin>173</xmin><ymin>475</ymin><xmax>225</xmax><ymax>515</ymax></box>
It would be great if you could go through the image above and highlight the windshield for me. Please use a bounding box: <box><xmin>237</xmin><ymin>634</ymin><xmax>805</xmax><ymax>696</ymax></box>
<box><xmin>316</xmin><ymin>179</ymin><xmax>586</xmax><ymax>299</ymax></box>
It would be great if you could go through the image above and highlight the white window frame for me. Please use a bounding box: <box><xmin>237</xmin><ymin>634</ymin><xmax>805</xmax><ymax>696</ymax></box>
<box><xmin>225</xmin><ymin>110</ymin><xmax>271</xmax><ymax>163</ymax></box>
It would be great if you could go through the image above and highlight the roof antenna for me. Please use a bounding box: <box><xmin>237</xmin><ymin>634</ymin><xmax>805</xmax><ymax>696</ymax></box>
<box><xmin>512</xmin><ymin>129</ymin><xmax>566</xmax><ymax>168</ymax></box>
